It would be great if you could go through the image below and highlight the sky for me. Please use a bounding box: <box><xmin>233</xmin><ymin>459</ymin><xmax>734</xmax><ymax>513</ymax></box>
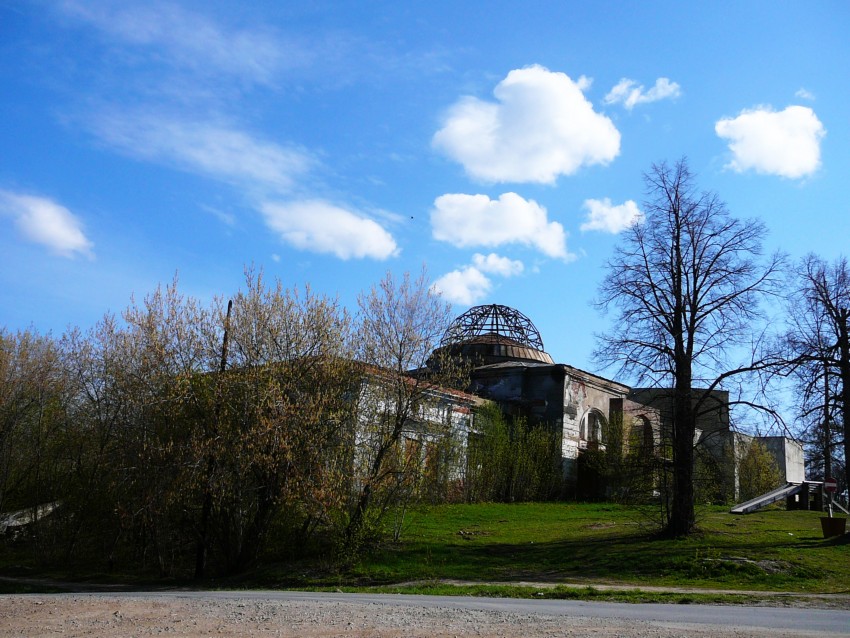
<box><xmin>1</xmin><ymin>1</ymin><xmax>848</xmax><ymax>380</ymax></box>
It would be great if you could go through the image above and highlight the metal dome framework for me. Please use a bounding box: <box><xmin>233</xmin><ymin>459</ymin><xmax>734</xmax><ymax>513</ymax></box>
<box><xmin>440</xmin><ymin>304</ymin><xmax>546</xmax><ymax>351</ymax></box>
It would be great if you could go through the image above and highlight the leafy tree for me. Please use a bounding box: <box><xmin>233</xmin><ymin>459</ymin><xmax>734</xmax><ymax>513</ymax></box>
<box><xmin>45</xmin><ymin>271</ymin><xmax>357</xmax><ymax>577</ymax></box>
<box><xmin>619</xmin><ymin>415</ymin><xmax>661</xmax><ymax>505</ymax></box>
<box><xmin>206</xmin><ymin>271</ymin><xmax>355</xmax><ymax>573</ymax></box>
<box><xmin>464</xmin><ymin>403</ymin><xmax>511</xmax><ymax>502</ymax></box>
<box><xmin>56</xmin><ymin>318</ymin><xmax>135</xmax><ymax>565</ymax></box>
<box><xmin>507</xmin><ymin>420</ymin><xmax>564</xmax><ymax>502</ymax></box>
<box><xmin>116</xmin><ymin>279</ymin><xmax>213</xmax><ymax>575</ymax></box>
<box><xmin>0</xmin><ymin>328</ymin><xmax>68</xmax><ymax>550</ymax></box>
<box><xmin>738</xmin><ymin>439</ymin><xmax>782</xmax><ymax>502</ymax></box>
<box><xmin>465</xmin><ymin>404</ymin><xmax>564</xmax><ymax>503</ymax></box>
<box><xmin>344</xmin><ymin>269</ymin><xmax>463</xmax><ymax>548</ymax></box>
<box><xmin>595</xmin><ymin>158</ymin><xmax>782</xmax><ymax>536</ymax></box>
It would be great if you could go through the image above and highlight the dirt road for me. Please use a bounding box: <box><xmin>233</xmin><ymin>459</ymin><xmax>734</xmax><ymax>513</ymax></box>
<box><xmin>2</xmin><ymin>593</ymin><xmax>849</xmax><ymax>637</ymax></box>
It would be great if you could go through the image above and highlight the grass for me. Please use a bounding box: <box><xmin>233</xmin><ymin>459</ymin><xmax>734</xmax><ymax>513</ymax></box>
<box><xmin>311</xmin><ymin>583</ymin><xmax>770</xmax><ymax>606</ymax></box>
<box><xmin>0</xmin><ymin>580</ymin><xmax>65</xmax><ymax>594</ymax></box>
<box><xmin>276</xmin><ymin>502</ymin><xmax>850</xmax><ymax>595</ymax></box>
<box><xmin>3</xmin><ymin>502</ymin><xmax>848</xmax><ymax>602</ymax></box>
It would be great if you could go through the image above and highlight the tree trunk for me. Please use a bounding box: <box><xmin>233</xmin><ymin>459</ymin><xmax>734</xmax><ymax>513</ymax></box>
<box><xmin>823</xmin><ymin>364</ymin><xmax>832</xmax><ymax>480</ymax></box>
<box><xmin>346</xmin><ymin>396</ymin><xmax>408</xmax><ymax>544</ymax></box>
<box><xmin>195</xmin><ymin>299</ymin><xmax>232</xmax><ymax>580</ymax></box>
<box><xmin>194</xmin><ymin>489</ymin><xmax>212</xmax><ymax>579</ymax></box>
<box><xmin>346</xmin><ymin>482</ymin><xmax>372</xmax><ymax>543</ymax></box>
<box><xmin>838</xmin><ymin>309</ymin><xmax>850</xmax><ymax>493</ymax></box>
<box><xmin>668</xmin><ymin>382</ymin><xmax>695</xmax><ymax>536</ymax></box>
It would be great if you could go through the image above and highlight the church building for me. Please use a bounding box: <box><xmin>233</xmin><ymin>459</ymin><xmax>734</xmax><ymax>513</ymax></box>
<box><xmin>425</xmin><ymin>303</ymin><xmax>802</xmax><ymax>499</ymax></box>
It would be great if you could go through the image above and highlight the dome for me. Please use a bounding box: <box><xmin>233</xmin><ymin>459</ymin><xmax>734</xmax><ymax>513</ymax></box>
<box><xmin>437</xmin><ymin>304</ymin><xmax>554</xmax><ymax>366</ymax></box>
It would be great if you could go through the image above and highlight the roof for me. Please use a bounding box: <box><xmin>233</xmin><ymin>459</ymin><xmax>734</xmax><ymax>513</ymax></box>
<box><xmin>437</xmin><ymin>304</ymin><xmax>555</xmax><ymax>366</ymax></box>
<box><xmin>441</xmin><ymin>304</ymin><xmax>547</xmax><ymax>351</ymax></box>
<box><xmin>448</xmin><ymin>334</ymin><xmax>555</xmax><ymax>365</ymax></box>
<box><xmin>473</xmin><ymin>360</ymin><xmax>631</xmax><ymax>393</ymax></box>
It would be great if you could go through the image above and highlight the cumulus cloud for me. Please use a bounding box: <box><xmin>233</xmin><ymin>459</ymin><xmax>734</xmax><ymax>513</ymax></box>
<box><xmin>472</xmin><ymin>253</ymin><xmax>524</xmax><ymax>277</ymax></box>
<box><xmin>580</xmin><ymin>198</ymin><xmax>643</xmax><ymax>234</ymax></box>
<box><xmin>795</xmin><ymin>88</ymin><xmax>815</xmax><ymax>101</ymax></box>
<box><xmin>431</xmin><ymin>192</ymin><xmax>571</xmax><ymax>260</ymax></box>
<box><xmin>0</xmin><ymin>190</ymin><xmax>94</xmax><ymax>258</ymax></box>
<box><xmin>88</xmin><ymin>111</ymin><xmax>312</xmax><ymax>193</ymax></box>
<box><xmin>431</xmin><ymin>267</ymin><xmax>492</xmax><ymax>306</ymax></box>
<box><xmin>432</xmin><ymin>65</ymin><xmax>620</xmax><ymax>183</ymax></box>
<box><xmin>260</xmin><ymin>200</ymin><xmax>398</xmax><ymax>260</ymax></box>
<box><xmin>432</xmin><ymin>252</ymin><xmax>523</xmax><ymax>305</ymax></box>
<box><xmin>715</xmin><ymin>105</ymin><xmax>825</xmax><ymax>178</ymax></box>
<box><xmin>604</xmin><ymin>77</ymin><xmax>681</xmax><ymax>110</ymax></box>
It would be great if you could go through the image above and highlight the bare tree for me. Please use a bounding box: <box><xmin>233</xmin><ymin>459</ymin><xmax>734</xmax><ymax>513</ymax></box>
<box><xmin>787</xmin><ymin>255</ymin><xmax>850</xmax><ymax>493</ymax></box>
<box><xmin>595</xmin><ymin>158</ymin><xmax>782</xmax><ymax>536</ymax></box>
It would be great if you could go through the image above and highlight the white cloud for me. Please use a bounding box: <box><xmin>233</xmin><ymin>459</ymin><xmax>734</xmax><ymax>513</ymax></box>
<box><xmin>795</xmin><ymin>88</ymin><xmax>815</xmax><ymax>101</ymax></box>
<box><xmin>59</xmin><ymin>1</ymin><xmax>293</xmax><ymax>86</ymax></box>
<box><xmin>432</xmin><ymin>252</ymin><xmax>524</xmax><ymax>306</ymax></box>
<box><xmin>472</xmin><ymin>253</ymin><xmax>524</xmax><ymax>277</ymax></box>
<box><xmin>260</xmin><ymin>200</ymin><xmax>398</xmax><ymax>260</ymax></box>
<box><xmin>604</xmin><ymin>77</ymin><xmax>681</xmax><ymax>110</ymax></box>
<box><xmin>0</xmin><ymin>190</ymin><xmax>94</xmax><ymax>258</ymax></box>
<box><xmin>431</xmin><ymin>267</ymin><xmax>492</xmax><ymax>306</ymax></box>
<box><xmin>57</xmin><ymin>1</ymin><xmax>426</xmax><ymax>98</ymax></box>
<box><xmin>575</xmin><ymin>75</ymin><xmax>593</xmax><ymax>91</ymax></box>
<box><xmin>88</xmin><ymin>111</ymin><xmax>312</xmax><ymax>193</ymax></box>
<box><xmin>432</xmin><ymin>65</ymin><xmax>620</xmax><ymax>183</ymax></box>
<box><xmin>580</xmin><ymin>198</ymin><xmax>643</xmax><ymax>234</ymax></box>
<box><xmin>431</xmin><ymin>192</ymin><xmax>571</xmax><ymax>260</ymax></box>
<box><xmin>715</xmin><ymin>105</ymin><xmax>825</xmax><ymax>178</ymax></box>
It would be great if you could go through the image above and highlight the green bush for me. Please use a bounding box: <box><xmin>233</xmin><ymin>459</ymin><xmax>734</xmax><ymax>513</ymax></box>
<box><xmin>739</xmin><ymin>440</ymin><xmax>782</xmax><ymax>502</ymax></box>
<box><xmin>465</xmin><ymin>404</ymin><xmax>564</xmax><ymax>502</ymax></box>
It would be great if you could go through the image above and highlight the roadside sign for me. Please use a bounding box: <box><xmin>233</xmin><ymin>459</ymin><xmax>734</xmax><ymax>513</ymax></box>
<box><xmin>824</xmin><ymin>477</ymin><xmax>838</xmax><ymax>493</ymax></box>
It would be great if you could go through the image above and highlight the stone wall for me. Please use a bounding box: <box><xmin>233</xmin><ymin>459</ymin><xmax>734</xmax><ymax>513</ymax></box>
<box><xmin>759</xmin><ymin>436</ymin><xmax>805</xmax><ymax>483</ymax></box>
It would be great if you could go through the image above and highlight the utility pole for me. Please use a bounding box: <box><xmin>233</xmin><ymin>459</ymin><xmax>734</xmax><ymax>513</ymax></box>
<box><xmin>195</xmin><ymin>299</ymin><xmax>233</xmax><ymax>580</ymax></box>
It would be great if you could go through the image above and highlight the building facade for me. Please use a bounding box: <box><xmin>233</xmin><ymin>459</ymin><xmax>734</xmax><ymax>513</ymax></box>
<box><xmin>427</xmin><ymin>304</ymin><xmax>802</xmax><ymax>498</ymax></box>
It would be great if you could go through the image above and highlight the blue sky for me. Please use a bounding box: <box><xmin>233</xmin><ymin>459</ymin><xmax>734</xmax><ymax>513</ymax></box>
<box><xmin>1</xmin><ymin>1</ymin><xmax>848</xmax><ymax>377</ymax></box>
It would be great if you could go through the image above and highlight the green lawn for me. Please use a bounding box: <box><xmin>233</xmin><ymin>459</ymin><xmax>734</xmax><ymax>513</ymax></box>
<box><xmin>2</xmin><ymin>502</ymin><xmax>847</xmax><ymax>601</ymax></box>
<box><xmin>336</xmin><ymin>503</ymin><xmax>849</xmax><ymax>593</ymax></box>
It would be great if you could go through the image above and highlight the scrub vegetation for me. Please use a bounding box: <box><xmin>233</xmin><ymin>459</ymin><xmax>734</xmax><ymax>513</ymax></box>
<box><xmin>4</xmin><ymin>502</ymin><xmax>846</xmax><ymax>600</ymax></box>
<box><xmin>2</xmin><ymin>161</ymin><xmax>849</xmax><ymax>596</ymax></box>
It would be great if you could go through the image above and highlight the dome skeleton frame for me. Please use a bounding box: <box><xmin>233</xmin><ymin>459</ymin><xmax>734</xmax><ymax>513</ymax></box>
<box><xmin>440</xmin><ymin>304</ymin><xmax>546</xmax><ymax>352</ymax></box>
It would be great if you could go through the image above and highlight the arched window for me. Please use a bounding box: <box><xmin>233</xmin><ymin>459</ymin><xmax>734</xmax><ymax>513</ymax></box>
<box><xmin>580</xmin><ymin>410</ymin><xmax>607</xmax><ymax>446</ymax></box>
<box><xmin>631</xmin><ymin>415</ymin><xmax>654</xmax><ymax>456</ymax></box>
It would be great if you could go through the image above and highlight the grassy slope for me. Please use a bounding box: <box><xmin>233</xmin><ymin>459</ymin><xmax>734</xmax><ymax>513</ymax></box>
<box><xmin>339</xmin><ymin>503</ymin><xmax>849</xmax><ymax>593</ymax></box>
<box><xmin>2</xmin><ymin>502</ymin><xmax>847</xmax><ymax>600</ymax></box>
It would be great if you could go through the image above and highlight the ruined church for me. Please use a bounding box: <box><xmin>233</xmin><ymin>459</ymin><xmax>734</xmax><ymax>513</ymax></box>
<box><xmin>418</xmin><ymin>303</ymin><xmax>803</xmax><ymax>501</ymax></box>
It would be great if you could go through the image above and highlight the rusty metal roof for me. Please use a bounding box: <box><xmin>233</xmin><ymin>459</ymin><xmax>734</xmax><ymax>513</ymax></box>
<box><xmin>441</xmin><ymin>304</ymin><xmax>546</xmax><ymax>350</ymax></box>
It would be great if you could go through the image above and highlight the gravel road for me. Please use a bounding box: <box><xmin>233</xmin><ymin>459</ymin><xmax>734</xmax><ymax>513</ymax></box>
<box><xmin>2</xmin><ymin>593</ymin><xmax>849</xmax><ymax>637</ymax></box>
